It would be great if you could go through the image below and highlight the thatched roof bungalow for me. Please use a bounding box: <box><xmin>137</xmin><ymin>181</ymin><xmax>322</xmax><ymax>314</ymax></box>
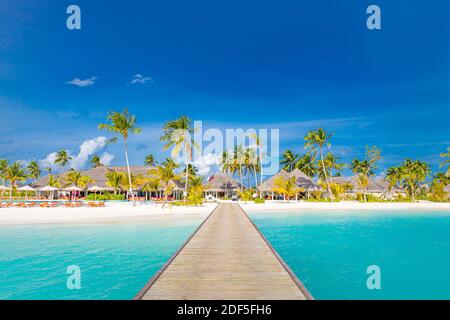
<box><xmin>205</xmin><ymin>172</ymin><xmax>241</xmax><ymax>194</ymax></box>
<box><xmin>444</xmin><ymin>184</ymin><xmax>450</xmax><ymax>193</ymax></box>
<box><xmin>31</xmin><ymin>166</ymin><xmax>154</xmax><ymax>191</ymax></box>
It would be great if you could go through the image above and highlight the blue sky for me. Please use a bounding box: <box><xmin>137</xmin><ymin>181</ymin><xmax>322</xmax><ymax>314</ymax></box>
<box><xmin>1</xmin><ymin>0</ymin><xmax>449</xmax><ymax>176</ymax></box>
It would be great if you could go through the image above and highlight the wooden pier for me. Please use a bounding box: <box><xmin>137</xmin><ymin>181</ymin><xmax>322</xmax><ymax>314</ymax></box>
<box><xmin>135</xmin><ymin>203</ymin><xmax>313</xmax><ymax>300</ymax></box>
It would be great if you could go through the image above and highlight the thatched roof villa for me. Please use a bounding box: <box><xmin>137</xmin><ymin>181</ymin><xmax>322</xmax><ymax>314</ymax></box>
<box><xmin>205</xmin><ymin>172</ymin><xmax>241</xmax><ymax>198</ymax></box>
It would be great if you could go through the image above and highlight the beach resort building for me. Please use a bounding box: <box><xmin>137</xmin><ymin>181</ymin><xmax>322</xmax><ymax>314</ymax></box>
<box><xmin>258</xmin><ymin>169</ymin><xmax>321</xmax><ymax>200</ymax></box>
<box><xmin>331</xmin><ymin>176</ymin><xmax>404</xmax><ymax>199</ymax></box>
<box><xmin>204</xmin><ymin>172</ymin><xmax>242</xmax><ymax>199</ymax></box>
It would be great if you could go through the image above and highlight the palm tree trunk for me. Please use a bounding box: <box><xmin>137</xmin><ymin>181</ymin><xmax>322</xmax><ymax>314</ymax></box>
<box><xmin>123</xmin><ymin>138</ymin><xmax>135</xmax><ymax>204</ymax></box>
<box><xmin>253</xmin><ymin>164</ymin><xmax>258</xmax><ymax>189</ymax></box>
<box><xmin>320</xmin><ymin>148</ymin><xmax>334</xmax><ymax>200</ymax></box>
<box><xmin>239</xmin><ymin>166</ymin><xmax>243</xmax><ymax>190</ymax></box>
<box><xmin>184</xmin><ymin>165</ymin><xmax>188</xmax><ymax>202</ymax></box>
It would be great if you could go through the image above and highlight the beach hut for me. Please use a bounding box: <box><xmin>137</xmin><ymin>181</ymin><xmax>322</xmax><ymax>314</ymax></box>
<box><xmin>205</xmin><ymin>172</ymin><xmax>241</xmax><ymax>199</ymax></box>
<box><xmin>64</xmin><ymin>185</ymin><xmax>84</xmax><ymax>201</ymax></box>
<box><xmin>17</xmin><ymin>185</ymin><xmax>37</xmax><ymax>200</ymax></box>
<box><xmin>258</xmin><ymin>170</ymin><xmax>292</xmax><ymax>200</ymax></box>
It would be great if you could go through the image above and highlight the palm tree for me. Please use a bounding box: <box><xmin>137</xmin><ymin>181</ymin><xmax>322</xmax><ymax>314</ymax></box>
<box><xmin>188</xmin><ymin>176</ymin><xmax>205</xmax><ymax>205</ymax></box>
<box><xmin>304</xmin><ymin>128</ymin><xmax>334</xmax><ymax>199</ymax></box>
<box><xmin>160</xmin><ymin>116</ymin><xmax>197</xmax><ymax>200</ymax></box>
<box><xmin>220</xmin><ymin>151</ymin><xmax>233</xmax><ymax>174</ymax></box>
<box><xmin>322</xmin><ymin>152</ymin><xmax>345</xmax><ymax>180</ymax></box>
<box><xmin>295</xmin><ymin>153</ymin><xmax>317</xmax><ymax>178</ymax></box>
<box><xmin>90</xmin><ymin>155</ymin><xmax>103</xmax><ymax>168</ymax></box>
<box><xmin>27</xmin><ymin>161</ymin><xmax>41</xmax><ymax>180</ymax></box>
<box><xmin>161</xmin><ymin>158</ymin><xmax>180</xmax><ymax>171</ymax></box>
<box><xmin>386</xmin><ymin>159</ymin><xmax>430</xmax><ymax>201</ymax></box>
<box><xmin>0</xmin><ymin>159</ymin><xmax>9</xmax><ymax>198</ymax></box>
<box><xmin>233</xmin><ymin>145</ymin><xmax>246</xmax><ymax>190</ymax></box>
<box><xmin>440</xmin><ymin>147</ymin><xmax>450</xmax><ymax>177</ymax></box>
<box><xmin>64</xmin><ymin>170</ymin><xmax>93</xmax><ymax>188</ymax></box>
<box><xmin>47</xmin><ymin>174</ymin><xmax>61</xmax><ymax>188</ymax></box>
<box><xmin>144</xmin><ymin>154</ymin><xmax>156</xmax><ymax>166</ymax></box>
<box><xmin>350</xmin><ymin>159</ymin><xmax>371</xmax><ymax>202</ymax></box>
<box><xmin>245</xmin><ymin>147</ymin><xmax>259</xmax><ymax>189</ymax></box>
<box><xmin>386</xmin><ymin>166</ymin><xmax>403</xmax><ymax>192</ymax></box>
<box><xmin>280</xmin><ymin>150</ymin><xmax>299</xmax><ymax>172</ymax></box>
<box><xmin>272</xmin><ymin>176</ymin><xmax>302</xmax><ymax>202</ymax></box>
<box><xmin>105</xmin><ymin>170</ymin><xmax>126</xmax><ymax>195</ymax></box>
<box><xmin>249</xmin><ymin>132</ymin><xmax>265</xmax><ymax>190</ymax></box>
<box><xmin>148</xmin><ymin>163</ymin><xmax>181</xmax><ymax>207</ymax></box>
<box><xmin>5</xmin><ymin>162</ymin><xmax>27</xmax><ymax>200</ymax></box>
<box><xmin>55</xmin><ymin>150</ymin><xmax>73</xmax><ymax>168</ymax></box>
<box><xmin>98</xmin><ymin>109</ymin><xmax>141</xmax><ymax>203</ymax></box>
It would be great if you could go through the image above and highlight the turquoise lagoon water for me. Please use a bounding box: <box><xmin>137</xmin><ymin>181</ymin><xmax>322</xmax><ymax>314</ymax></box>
<box><xmin>249</xmin><ymin>210</ymin><xmax>450</xmax><ymax>300</ymax></box>
<box><xmin>0</xmin><ymin>216</ymin><xmax>204</xmax><ymax>300</ymax></box>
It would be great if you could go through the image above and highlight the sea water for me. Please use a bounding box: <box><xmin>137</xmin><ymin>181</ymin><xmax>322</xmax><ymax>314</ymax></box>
<box><xmin>249</xmin><ymin>210</ymin><xmax>450</xmax><ymax>299</ymax></box>
<box><xmin>0</xmin><ymin>216</ymin><xmax>203</xmax><ymax>300</ymax></box>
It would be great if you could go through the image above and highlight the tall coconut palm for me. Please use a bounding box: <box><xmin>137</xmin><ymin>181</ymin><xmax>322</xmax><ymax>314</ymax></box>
<box><xmin>304</xmin><ymin>128</ymin><xmax>334</xmax><ymax>199</ymax></box>
<box><xmin>27</xmin><ymin>161</ymin><xmax>41</xmax><ymax>180</ymax></box>
<box><xmin>245</xmin><ymin>147</ymin><xmax>259</xmax><ymax>189</ymax></box>
<box><xmin>440</xmin><ymin>147</ymin><xmax>450</xmax><ymax>177</ymax></box>
<box><xmin>144</xmin><ymin>154</ymin><xmax>156</xmax><ymax>166</ymax></box>
<box><xmin>55</xmin><ymin>150</ymin><xmax>73</xmax><ymax>168</ymax></box>
<box><xmin>160</xmin><ymin>116</ymin><xmax>197</xmax><ymax>200</ymax></box>
<box><xmin>64</xmin><ymin>170</ymin><xmax>93</xmax><ymax>188</ymax></box>
<box><xmin>5</xmin><ymin>162</ymin><xmax>27</xmax><ymax>200</ymax></box>
<box><xmin>280</xmin><ymin>150</ymin><xmax>299</xmax><ymax>172</ymax></box>
<box><xmin>98</xmin><ymin>109</ymin><xmax>141</xmax><ymax>203</ymax></box>
<box><xmin>249</xmin><ymin>133</ymin><xmax>265</xmax><ymax>189</ymax></box>
<box><xmin>220</xmin><ymin>151</ymin><xmax>233</xmax><ymax>175</ymax></box>
<box><xmin>0</xmin><ymin>159</ymin><xmax>9</xmax><ymax>198</ymax></box>
<box><xmin>322</xmin><ymin>152</ymin><xmax>345</xmax><ymax>180</ymax></box>
<box><xmin>161</xmin><ymin>158</ymin><xmax>180</xmax><ymax>171</ymax></box>
<box><xmin>47</xmin><ymin>174</ymin><xmax>61</xmax><ymax>188</ymax></box>
<box><xmin>233</xmin><ymin>145</ymin><xmax>246</xmax><ymax>190</ymax></box>
<box><xmin>350</xmin><ymin>159</ymin><xmax>371</xmax><ymax>202</ymax></box>
<box><xmin>90</xmin><ymin>155</ymin><xmax>103</xmax><ymax>168</ymax></box>
<box><xmin>105</xmin><ymin>170</ymin><xmax>126</xmax><ymax>195</ymax></box>
<box><xmin>295</xmin><ymin>153</ymin><xmax>317</xmax><ymax>178</ymax></box>
<box><xmin>148</xmin><ymin>163</ymin><xmax>181</xmax><ymax>207</ymax></box>
<box><xmin>386</xmin><ymin>159</ymin><xmax>430</xmax><ymax>201</ymax></box>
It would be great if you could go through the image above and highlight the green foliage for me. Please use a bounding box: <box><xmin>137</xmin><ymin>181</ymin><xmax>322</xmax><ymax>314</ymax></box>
<box><xmin>238</xmin><ymin>189</ymin><xmax>253</xmax><ymax>201</ymax></box>
<box><xmin>85</xmin><ymin>193</ymin><xmax>125</xmax><ymax>200</ymax></box>
<box><xmin>254</xmin><ymin>198</ymin><xmax>265</xmax><ymax>204</ymax></box>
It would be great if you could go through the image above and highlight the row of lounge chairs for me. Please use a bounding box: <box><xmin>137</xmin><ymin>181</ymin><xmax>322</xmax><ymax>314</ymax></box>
<box><xmin>0</xmin><ymin>201</ymin><xmax>106</xmax><ymax>208</ymax></box>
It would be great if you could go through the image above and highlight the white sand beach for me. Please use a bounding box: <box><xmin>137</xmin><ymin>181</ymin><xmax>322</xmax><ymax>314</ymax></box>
<box><xmin>1</xmin><ymin>201</ymin><xmax>450</xmax><ymax>226</ymax></box>
<box><xmin>0</xmin><ymin>202</ymin><xmax>217</xmax><ymax>225</ymax></box>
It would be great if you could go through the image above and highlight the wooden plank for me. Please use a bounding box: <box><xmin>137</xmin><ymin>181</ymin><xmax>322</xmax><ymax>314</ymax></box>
<box><xmin>135</xmin><ymin>203</ymin><xmax>313</xmax><ymax>300</ymax></box>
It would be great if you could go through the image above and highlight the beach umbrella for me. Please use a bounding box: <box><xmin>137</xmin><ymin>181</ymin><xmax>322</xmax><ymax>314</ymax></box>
<box><xmin>64</xmin><ymin>186</ymin><xmax>83</xmax><ymax>201</ymax></box>
<box><xmin>0</xmin><ymin>185</ymin><xmax>12</xmax><ymax>200</ymax></box>
<box><xmin>87</xmin><ymin>185</ymin><xmax>105</xmax><ymax>200</ymax></box>
<box><xmin>17</xmin><ymin>185</ymin><xmax>36</xmax><ymax>201</ymax></box>
<box><xmin>39</xmin><ymin>185</ymin><xmax>59</xmax><ymax>200</ymax></box>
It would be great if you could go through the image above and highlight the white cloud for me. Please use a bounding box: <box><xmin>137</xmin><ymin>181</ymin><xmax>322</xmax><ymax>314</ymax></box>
<box><xmin>193</xmin><ymin>153</ymin><xmax>220</xmax><ymax>176</ymax></box>
<box><xmin>66</xmin><ymin>76</ymin><xmax>97</xmax><ymax>87</ymax></box>
<box><xmin>129</xmin><ymin>74</ymin><xmax>153</xmax><ymax>85</ymax></box>
<box><xmin>37</xmin><ymin>136</ymin><xmax>111</xmax><ymax>172</ymax></box>
<box><xmin>70</xmin><ymin>136</ymin><xmax>109</xmax><ymax>169</ymax></box>
<box><xmin>39</xmin><ymin>152</ymin><xmax>59</xmax><ymax>172</ymax></box>
<box><xmin>99</xmin><ymin>152</ymin><xmax>114</xmax><ymax>166</ymax></box>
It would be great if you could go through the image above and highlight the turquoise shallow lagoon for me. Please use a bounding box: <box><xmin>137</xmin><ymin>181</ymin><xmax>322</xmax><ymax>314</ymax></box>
<box><xmin>248</xmin><ymin>210</ymin><xmax>450</xmax><ymax>300</ymax></box>
<box><xmin>0</xmin><ymin>216</ymin><xmax>204</xmax><ymax>300</ymax></box>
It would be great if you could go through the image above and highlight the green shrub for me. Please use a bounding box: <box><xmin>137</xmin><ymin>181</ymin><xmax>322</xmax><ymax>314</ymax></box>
<box><xmin>85</xmin><ymin>192</ymin><xmax>125</xmax><ymax>201</ymax></box>
<box><xmin>254</xmin><ymin>198</ymin><xmax>265</xmax><ymax>204</ymax></box>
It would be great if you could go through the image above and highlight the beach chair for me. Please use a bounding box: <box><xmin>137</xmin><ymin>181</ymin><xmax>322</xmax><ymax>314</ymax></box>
<box><xmin>88</xmin><ymin>202</ymin><xmax>96</xmax><ymax>207</ymax></box>
<box><xmin>96</xmin><ymin>202</ymin><xmax>105</xmax><ymax>207</ymax></box>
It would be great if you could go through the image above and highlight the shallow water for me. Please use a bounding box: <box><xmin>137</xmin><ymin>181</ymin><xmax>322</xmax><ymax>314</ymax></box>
<box><xmin>248</xmin><ymin>210</ymin><xmax>450</xmax><ymax>299</ymax></box>
<box><xmin>0</xmin><ymin>216</ymin><xmax>203</xmax><ymax>300</ymax></box>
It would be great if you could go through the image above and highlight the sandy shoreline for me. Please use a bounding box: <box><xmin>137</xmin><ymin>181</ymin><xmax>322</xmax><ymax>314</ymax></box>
<box><xmin>0</xmin><ymin>203</ymin><xmax>217</xmax><ymax>226</ymax></box>
<box><xmin>1</xmin><ymin>201</ymin><xmax>450</xmax><ymax>226</ymax></box>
